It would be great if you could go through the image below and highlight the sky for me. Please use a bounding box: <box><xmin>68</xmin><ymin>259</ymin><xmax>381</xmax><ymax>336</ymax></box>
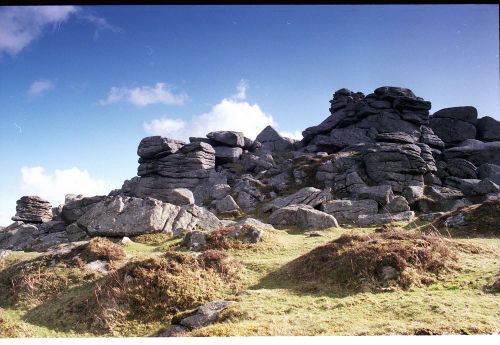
<box><xmin>0</xmin><ymin>5</ymin><xmax>499</xmax><ymax>225</ymax></box>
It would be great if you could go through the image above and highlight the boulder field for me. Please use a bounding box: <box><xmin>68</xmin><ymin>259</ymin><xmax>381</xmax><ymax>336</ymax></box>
<box><xmin>2</xmin><ymin>86</ymin><xmax>499</xmax><ymax>251</ymax></box>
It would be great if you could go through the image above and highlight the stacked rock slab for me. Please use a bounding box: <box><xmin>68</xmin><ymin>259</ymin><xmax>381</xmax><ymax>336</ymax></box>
<box><xmin>123</xmin><ymin>139</ymin><xmax>216</xmax><ymax>203</ymax></box>
<box><xmin>12</xmin><ymin>196</ymin><xmax>53</xmax><ymax>223</ymax></box>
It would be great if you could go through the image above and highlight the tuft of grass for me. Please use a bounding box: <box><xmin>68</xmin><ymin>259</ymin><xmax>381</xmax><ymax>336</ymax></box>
<box><xmin>268</xmin><ymin>231</ymin><xmax>455</xmax><ymax>292</ymax></box>
<box><xmin>63</xmin><ymin>237</ymin><xmax>126</xmax><ymax>262</ymax></box>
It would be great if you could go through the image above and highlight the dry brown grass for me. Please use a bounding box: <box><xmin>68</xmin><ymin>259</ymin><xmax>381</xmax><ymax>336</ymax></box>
<box><xmin>200</xmin><ymin>227</ymin><xmax>251</xmax><ymax>251</ymax></box>
<box><xmin>273</xmin><ymin>230</ymin><xmax>455</xmax><ymax>291</ymax></box>
<box><xmin>69</xmin><ymin>250</ymin><xmax>241</xmax><ymax>334</ymax></box>
<box><xmin>63</xmin><ymin>237</ymin><xmax>127</xmax><ymax>263</ymax></box>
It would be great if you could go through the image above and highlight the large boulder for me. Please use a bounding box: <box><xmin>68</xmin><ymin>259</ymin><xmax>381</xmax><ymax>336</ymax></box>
<box><xmin>213</xmin><ymin>146</ymin><xmax>243</xmax><ymax>164</ymax></box>
<box><xmin>256</xmin><ymin>126</ymin><xmax>294</xmax><ymax>151</ymax></box>
<box><xmin>269</xmin><ymin>204</ymin><xmax>339</xmax><ymax>230</ymax></box>
<box><xmin>11</xmin><ymin>196</ymin><xmax>52</xmax><ymax>223</ymax></box>
<box><xmin>76</xmin><ymin>196</ymin><xmax>222</xmax><ymax>237</ymax></box>
<box><xmin>207</xmin><ymin>131</ymin><xmax>245</xmax><ymax>148</ymax></box>
<box><xmin>321</xmin><ymin>199</ymin><xmax>378</xmax><ymax>224</ymax></box>
<box><xmin>476</xmin><ymin>116</ymin><xmax>500</xmax><ymax>142</ymax></box>
<box><xmin>432</xmin><ymin>106</ymin><xmax>478</xmax><ymax>124</ymax></box>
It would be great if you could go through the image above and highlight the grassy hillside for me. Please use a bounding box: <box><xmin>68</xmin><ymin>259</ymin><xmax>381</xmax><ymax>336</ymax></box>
<box><xmin>1</xmin><ymin>225</ymin><xmax>499</xmax><ymax>337</ymax></box>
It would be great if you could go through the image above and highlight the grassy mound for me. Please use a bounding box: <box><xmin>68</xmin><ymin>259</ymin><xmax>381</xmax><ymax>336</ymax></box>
<box><xmin>430</xmin><ymin>200</ymin><xmax>500</xmax><ymax>236</ymax></box>
<box><xmin>273</xmin><ymin>230</ymin><xmax>455</xmax><ymax>291</ymax></box>
<box><xmin>24</xmin><ymin>250</ymin><xmax>241</xmax><ymax>335</ymax></box>
<box><xmin>63</xmin><ymin>237</ymin><xmax>127</xmax><ymax>263</ymax></box>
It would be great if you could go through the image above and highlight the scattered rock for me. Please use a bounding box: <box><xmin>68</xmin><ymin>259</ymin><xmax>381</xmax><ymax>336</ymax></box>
<box><xmin>178</xmin><ymin>300</ymin><xmax>235</xmax><ymax>329</ymax></box>
<box><xmin>182</xmin><ymin>231</ymin><xmax>207</xmax><ymax>250</ymax></box>
<box><xmin>214</xmin><ymin>195</ymin><xmax>240</xmax><ymax>214</ymax></box>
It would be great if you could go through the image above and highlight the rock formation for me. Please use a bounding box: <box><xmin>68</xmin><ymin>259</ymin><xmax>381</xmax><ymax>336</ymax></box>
<box><xmin>2</xmin><ymin>85</ymin><xmax>499</xmax><ymax>251</ymax></box>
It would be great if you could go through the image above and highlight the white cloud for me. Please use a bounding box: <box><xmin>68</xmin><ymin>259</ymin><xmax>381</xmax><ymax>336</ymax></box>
<box><xmin>28</xmin><ymin>79</ymin><xmax>54</xmax><ymax>96</ymax></box>
<box><xmin>143</xmin><ymin>81</ymin><xmax>276</xmax><ymax>141</ymax></box>
<box><xmin>19</xmin><ymin>166</ymin><xmax>107</xmax><ymax>207</ymax></box>
<box><xmin>279</xmin><ymin>130</ymin><xmax>303</xmax><ymax>140</ymax></box>
<box><xmin>143</xmin><ymin>118</ymin><xmax>187</xmax><ymax>137</ymax></box>
<box><xmin>0</xmin><ymin>6</ymin><xmax>78</xmax><ymax>56</ymax></box>
<box><xmin>100</xmin><ymin>82</ymin><xmax>188</xmax><ymax>107</ymax></box>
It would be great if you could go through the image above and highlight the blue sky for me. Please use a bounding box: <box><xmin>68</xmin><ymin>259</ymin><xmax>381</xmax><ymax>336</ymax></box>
<box><xmin>0</xmin><ymin>5</ymin><xmax>499</xmax><ymax>225</ymax></box>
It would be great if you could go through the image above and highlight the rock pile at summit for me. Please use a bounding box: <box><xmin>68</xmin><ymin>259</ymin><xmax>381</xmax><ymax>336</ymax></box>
<box><xmin>2</xmin><ymin>86</ymin><xmax>499</xmax><ymax>251</ymax></box>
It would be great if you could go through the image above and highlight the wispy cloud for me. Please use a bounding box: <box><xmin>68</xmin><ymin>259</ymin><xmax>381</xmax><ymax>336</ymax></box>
<box><xmin>0</xmin><ymin>6</ymin><xmax>78</xmax><ymax>56</ymax></box>
<box><xmin>100</xmin><ymin>82</ymin><xmax>188</xmax><ymax>107</ymax></box>
<box><xmin>78</xmin><ymin>12</ymin><xmax>122</xmax><ymax>39</ymax></box>
<box><xmin>0</xmin><ymin>6</ymin><xmax>120</xmax><ymax>56</ymax></box>
<box><xmin>143</xmin><ymin>80</ymin><xmax>276</xmax><ymax>141</ymax></box>
<box><xmin>28</xmin><ymin>79</ymin><xmax>54</xmax><ymax>96</ymax></box>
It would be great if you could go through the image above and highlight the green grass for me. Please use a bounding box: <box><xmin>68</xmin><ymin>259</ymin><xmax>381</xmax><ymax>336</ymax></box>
<box><xmin>0</xmin><ymin>225</ymin><xmax>499</xmax><ymax>337</ymax></box>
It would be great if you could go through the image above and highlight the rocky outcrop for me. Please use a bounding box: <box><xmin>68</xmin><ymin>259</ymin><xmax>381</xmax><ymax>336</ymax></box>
<box><xmin>11</xmin><ymin>196</ymin><xmax>52</xmax><ymax>223</ymax></box>
<box><xmin>3</xmin><ymin>85</ymin><xmax>499</xmax><ymax>247</ymax></box>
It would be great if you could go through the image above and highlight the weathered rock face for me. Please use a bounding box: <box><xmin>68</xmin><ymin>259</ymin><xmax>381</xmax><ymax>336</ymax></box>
<box><xmin>11</xmin><ymin>196</ymin><xmax>52</xmax><ymax>223</ymax></box>
<box><xmin>61</xmin><ymin>195</ymin><xmax>106</xmax><ymax>224</ymax></box>
<box><xmin>269</xmin><ymin>204</ymin><xmax>339</xmax><ymax>230</ymax></box>
<box><xmin>256</xmin><ymin>125</ymin><xmax>294</xmax><ymax>151</ymax></box>
<box><xmin>76</xmin><ymin>196</ymin><xmax>222</xmax><ymax>237</ymax></box>
<box><xmin>262</xmin><ymin>187</ymin><xmax>332</xmax><ymax>212</ymax></box>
